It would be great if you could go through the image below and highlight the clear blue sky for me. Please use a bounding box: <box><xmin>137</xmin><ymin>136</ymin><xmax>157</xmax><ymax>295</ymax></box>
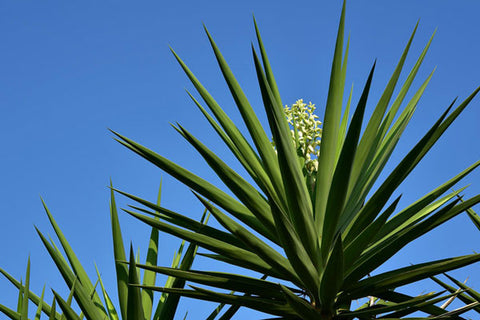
<box><xmin>1</xmin><ymin>1</ymin><xmax>480</xmax><ymax>318</ymax></box>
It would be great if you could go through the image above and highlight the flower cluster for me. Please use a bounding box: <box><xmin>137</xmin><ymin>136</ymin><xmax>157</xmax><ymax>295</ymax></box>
<box><xmin>284</xmin><ymin>99</ymin><xmax>322</xmax><ymax>173</ymax></box>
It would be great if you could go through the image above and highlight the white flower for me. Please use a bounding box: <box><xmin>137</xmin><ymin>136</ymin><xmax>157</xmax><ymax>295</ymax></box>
<box><xmin>281</xmin><ymin>99</ymin><xmax>322</xmax><ymax>174</ymax></box>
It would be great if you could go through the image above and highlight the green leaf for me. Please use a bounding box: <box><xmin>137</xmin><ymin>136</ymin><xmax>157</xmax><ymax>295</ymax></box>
<box><xmin>336</xmin><ymin>84</ymin><xmax>353</xmax><ymax>161</ymax></box>
<box><xmin>343</xmin><ymin>291</ymin><xmax>446</xmax><ymax>318</ymax></box>
<box><xmin>347</xmin><ymin>193</ymin><xmax>480</xmax><ymax>286</ymax></box>
<box><xmin>321</xmin><ymin>62</ymin><xmax>375</xmax><ymax>261</ymax></box>
<box><xmin>344</xmin><ymin>90</ymin><xmax>477</xmax><ymax>241</ymax></box>
<box><xmin>431</xmin><ymin>275</ymin><xmax>480</xmax><ymax>314</ymax></box>
<box><xmin>33</xmin><ymin>286</ymin><xmax>45</xmax><ymax>320</ymax></box>
<box><xmin>141</xmin><ymin>180</ymin><xmax>161</xmax><ymax>320</ymax></box>
<box><xmin>253</xmin><ymin>16</ymin><xmax>282</xmax><ymax>107</ymax></box>
<box><xmin>64</xmin><ymin>278</ymin><xmax>77</xmax><ymax>320</ymax></box>
<box><xmin>0</xmin><ymin>267</ymin><xmax>60</xmax><ymax>319</ymax></box>
<box><xmin>252</xmin><ymin>44</ymin><xmax>319</xmax><ymax>272</ymax></box>
<box><xmin>115</xmin><ymin>188</ymin><xmax>245</xmax><ymax>249</ymax></box>
<box><xmin>376</xmin><ymin>183</ymin><xmax>473</xmax><ymax>243</ymax></box>
<box><xmin>194</xmin><ymin>193</ymin><xmax>302</xmax><ymax>285</ymax></box>
<box><xmin>429</xmin><ymin>302</ymin><xmax>480</xmax><ymax>319</ymax></box>
<box><xmin>372</xmin><ymin>290</ymin><xmax>453</xmax><ymax>318</ymax></box>
<box><xmin>0</xmin><ymin>304</ymin><xmax>20</xmax><ymax>320</ymax></box>
<box><xmin>217</xmin><ymin>304</ymin><xmax>242</xmax><ymax>320</ymax></box>
<box><xmin>456</xmin><ymin>193</ymin><xmax>480</xmax><ymax>231</ymax></box>
<box><xmin>152</xmin><ymin>240</ymin><xmax>185</xmax><ymax>320</ymax></box>
<box><xmin>269</xmin><ymin>200</ymin><xmax>322</xmax><ymax>301</ymax></box>
<box><xmin>52</xmin><ymin>291</ymin><xmax>81</xmax><ymax>320</ymax></box>
<box><xmin>319</xmin><ymin>235</ymin><xmax>344</xmax><ymax>313</ymax></box>
<box><xmin>134</xmin><ymin>263</ymin><xmax>290</xmax><ymax>300</ymax></box>
<box><xmin>49</xmin><ymin>299</ymin><xmax>57</xmax><ymax>320</ymax></box>
<box><xmin>253</xmin><ymin>41</ymin><xmax>316</xmax><ymax>233</ymax></box>
<box><xmin>95</xmin><ymin>265</ymin><xmax>119</xmax><ymax>320</ymax></box>
<box><xmin>348</xmin><ymin>22</ymin><xmax>419</xmax><ymax>195</ymax></box>
<box><xmin>174</xmin><ymin>124</ymin><xmax>278</xmax><ymax>242</ymax></box>
<box><xmin>125</xmin><ymin>210</ymin><xmax>284</xmax><ymax>279</ymax></box>
<box><xmin>16</xmin><ymin>280</ymin><xmax>23</xmax><ymax>314</ymax></box>
<box><xmin>345</xmin><ymin>198</ymin><xmax>460</xmax><ymax>286</ymax></box>
<box><xmin>109</xmin><ymin>181</ymin><xmax>128</xmax><ymax>320</ymax></box>
<box><xmin>205</xmin><ymin>303</ymin><xmax>226</xmax><ymax>320</ymax></box>
<box><xmin>378</xmin><ymin>30</ymin><xmax>436</xmax><ymax>142</ymax></box>
<box><xmin>340</xmin><ymin>69</ymin><xmax>436</xmax><ymax>229</ymax></box>
<box><xmin>169</xmin><ymin>47</ymin><xmax>275</xmax><ymax>205</ymax></box>
<box><xmin>466</xmin><ymin>206</ymin><xmax>480</xmax><ymax>231</ymax></box>
<box><xmin>20</xmin><ymin>257</ymin><xmax>30</xmax><ymax>320</ymax></box>
<box><xmin>111</xmin><ymin>130</ymin><xmax>272</xmax><ymax>239</ymax></box>
<box><xmin>314</xmin><ymin>0</ymin><xmax>347</xmax><ymax>234</ymax></box>
<box><xmin>443</xmin><ymin>273</ymin><xmax>480</xmax><ymax>306</ymax></box>
<box><xmin>41</xmin><ymin>199</ymin><xmax>108</xmax><ymax>318</ymax></box>
<box><xmin>126</xmin><ymin>246</ymin><xmax>145</xmax><ymax>320</ymax></box>
<box><xmin>280</xmin><ymin>285</ymin><xmax>319</xmax><ymax>319</ymax></box>
<box><xmin>186</xmin><ymin>91</ymin><xmax>263</xmax><ymax>194</ymax></box>
<box><xmin>147</xmin><ymin>285</ymin><xmax>295</xmax><ymax>317</ymax></box>
<box><xmin>343</xmin><ymin>195</ymin><xmax>401</xmax><ymax>270</ymax></box>
<box><xmin>204</xmin><ymin>26</ymin><xmax>288</xmax><ymax>213</ymax></box>
<box><xmin>155</xmin><ymin>237</ymin><xmax>200</xmax><ymax>320</ymax></box>
<box><xmin>35</xmin><ymin>227</ymin><xmax>104</xmax><ymax>320</ymax></box>
<box><xmin>345</xmin><ymin>253</ymin><xmax>480</xmax><ymax>299</ymax></box>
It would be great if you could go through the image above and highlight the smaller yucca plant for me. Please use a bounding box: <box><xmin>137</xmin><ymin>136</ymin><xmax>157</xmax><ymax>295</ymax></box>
<box><xmin>0</xmin><ymin>182</ymin><xmax>238</xmax><ymax>320</ymax></box>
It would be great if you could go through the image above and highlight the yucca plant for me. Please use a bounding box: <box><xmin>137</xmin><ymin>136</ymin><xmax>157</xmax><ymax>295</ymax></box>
<box><xmin>0</xmin><ymin>183</ymin><xmax>238</xmax><ymax>320</ymax></box>
<box><xmin>107</xmin><ymin>1</ymin><xmax>480</xmax><ymax>319</ymax></box>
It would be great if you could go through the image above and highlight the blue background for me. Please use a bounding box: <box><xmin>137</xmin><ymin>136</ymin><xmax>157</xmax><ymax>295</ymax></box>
<box><xmin>1</xmin><ymin>0</ymin><xmax>480</xmax><ymax>318</ymax></box>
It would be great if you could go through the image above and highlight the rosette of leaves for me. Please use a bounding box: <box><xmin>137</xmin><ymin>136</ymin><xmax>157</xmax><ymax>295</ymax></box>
<box><xmin>0</xmin><ymin>183</ymin><xmax>237</xmax><ymax>320</ymax></box>
<box><xmin>106</xmin><ymin>2</ymin><xmax>480</xmax><ymax>319</ymax></box>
